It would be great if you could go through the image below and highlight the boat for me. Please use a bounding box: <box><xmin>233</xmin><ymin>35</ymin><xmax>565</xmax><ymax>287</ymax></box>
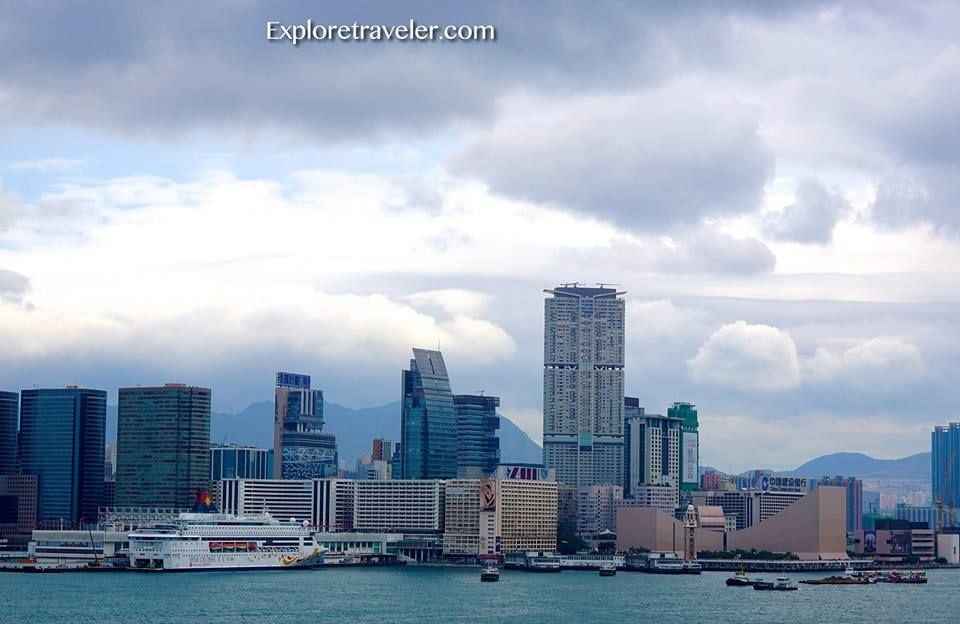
<box><xmin>799</xmin><ymin>567</ymin><xmax>871</xmax><ymax>586</ymax></box>
<box><xmin>527</xmin><ymin>554</ymin><xmax>563</xmax><ymax>572</ymax></box>
<box><xmin>128</xmin><ymin>512</ymin><xmax>326</xmax><ymax>572</ymax></box>
<box><xmin>881</xmin><ymin>570</ymin><xmax>927</xmax><ymax>584</ymax></box>
<box><xmin>480</xmin><ymin>565</ymin><xmax>500</xmax><ymax>582</ymax></box>
<box><xmin>599</xmin><ymin>561</ymin><xmax>617</xmax><ymax>577</ymax></box>
<box><xmin>754</xmin><ymin>577</ymin><xmax>798</xmax><ymax>591</ymax></box>
<box><xmin>647</xmin><ymin>559</ymin><xmax>702</xmax><ymax>575</ymax></box>
<box><xmin>726</xmin><ymin>566</ymin><xmax>756</xmax><ymax>587</ymax></box>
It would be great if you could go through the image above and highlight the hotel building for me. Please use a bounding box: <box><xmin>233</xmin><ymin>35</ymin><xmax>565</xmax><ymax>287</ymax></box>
<box><xmin>443</xmin><ymin>478</ymin><xmax>559</xmax><ymax>557</ymax></box>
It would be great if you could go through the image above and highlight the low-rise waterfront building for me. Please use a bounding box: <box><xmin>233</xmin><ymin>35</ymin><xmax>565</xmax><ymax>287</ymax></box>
<box><xmin>28</xmin><ymin>528</ymin><xmax>129</xmax><ymax>564</ymax></box>
<box><xmin>617</xmin><ymin>486</ymin><xmax>848</xmax><ymax>560</ymax></box>
<box><xmin>442</xmin><ymin>478</ymin><xmax>558</xmax><ymax>559</ymax></box>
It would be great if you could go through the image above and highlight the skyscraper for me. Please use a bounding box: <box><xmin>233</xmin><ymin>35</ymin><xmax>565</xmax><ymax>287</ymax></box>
<box><xmin>401</xmin><ymin>348</ymin><xmax>457</xmax><ymax>480</ymax></box>
<box><xmin>19</xmin><ymin>387</ymin><xmax>106</xmax><ymax>526</ymax></box>
<box><xmin>454</xmin><ymin>394</ymin><xmax>500</xmax><ymax>478</ymax></box>
<box><xmin>115</xmin><ymin>384</ymin><xmax>211</xmax><ymax>509</ymax></box>
<box><xmin>542</xmin><ymin>284</ymin><xmax>625</xmax><ymax>488</ymax></box>
<box><xmin>668</xmin><ymin>402</ymin><xmax>699</xmax><ymax>492</ymax></box>
<box><xmin>623</xmin><ymin>397</ymin><xmax>681</xmax><ymax>509</ymax></box>
<box><xmin>274</xmin><ymin>372</ymin><xmax>337</xmax><ymax>479</ymax></box>
<box><xmin>933</xmin><ymin>423</ymin><xmax>960</xmax><ymax>509</ymax></box>
<box><xmin>0</xmin><ymin>391</ymin><xmax>17</xmax><ymax>476</ymax></box>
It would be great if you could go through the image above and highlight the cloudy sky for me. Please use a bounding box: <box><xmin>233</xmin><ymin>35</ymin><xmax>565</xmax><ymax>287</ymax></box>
<box><xmin>2</xmin><ymin>2</ymin><xmax>959</xmax><ymax>472</ymax></box>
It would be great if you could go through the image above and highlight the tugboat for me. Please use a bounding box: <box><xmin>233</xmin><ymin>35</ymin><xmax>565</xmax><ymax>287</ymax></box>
<box><xmin>754</xmin><ymin>577</ymin><xmax>798</xmax><ymax>591</ymax></box>
<box><xmin>599</xmin><ymin>561</ymin><xmax>617</xmax><ymax>577</ymax></box>
<box><xmin>726</xmin><ymin>566</ymin><xmax>756</xmax><ymax>587</ymax></box>
<box><xmin>480</xmin><ymin>564</ymin><xmax>500</xmax><ymax>582</ymax></box>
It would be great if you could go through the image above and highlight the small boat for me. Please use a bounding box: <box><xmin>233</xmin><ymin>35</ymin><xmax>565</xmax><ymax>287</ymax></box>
<box><xmin>599</xmin><ymin>561</ymin><xmax>617</xmax><ymax>577</ymax></box>
<box><xmin>726</xmin><ymin>566</ymin><xmax>755</xmax><ymax>587</ymax></box>
<box><xmin>754</xmin><ymin>577</ymin><xmax>798</xmax><ymax>591</ymax></box>
<box><xmin>480</xmin><ymin>565</ymin><xmax>500</xmax><ymax>582</ymax></box>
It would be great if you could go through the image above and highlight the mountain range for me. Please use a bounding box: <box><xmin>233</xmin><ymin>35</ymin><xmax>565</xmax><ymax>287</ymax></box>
<box><xmin>107</xmin><ymin>400</ymin><xmax>542</xmax><ymax>468</ymax></box>
<box><xmin>783</xmin><ymin>451</ymin><xmax>930</xmax><ymax>480</ymax></box>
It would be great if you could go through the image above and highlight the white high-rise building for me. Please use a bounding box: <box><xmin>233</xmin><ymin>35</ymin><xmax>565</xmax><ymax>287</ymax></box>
<box><xmin>542</xmin><ymin>284</ymin><xmax>625</xmax><ymax>488</ymax></box>
<box><xmin>623</xmin><ymin>398</ymin><xmax>681</xmax><ymax>511</ymax></box>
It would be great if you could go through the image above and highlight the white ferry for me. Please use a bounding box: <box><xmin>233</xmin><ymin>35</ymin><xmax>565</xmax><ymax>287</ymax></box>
<box><xmin>128</xmin><ymin>512</ymin><xmax>326</xmax><ymax>571</ymax></box>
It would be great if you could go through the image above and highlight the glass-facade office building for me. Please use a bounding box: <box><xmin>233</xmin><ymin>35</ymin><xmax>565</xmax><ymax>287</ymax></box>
<box><xmin>401</xmin><ymin>348</ymin><xmax>457</xmax><ymax>480</ymax></box>
<box><xmin>933</xmin><ymin>423</ymin><xmax>960</xmax><ymax>509</ymax></box>
<box><xmin>453</xmin><ymin>394</ymin><xmax>500</xmax><ymax>478</ymax></box>
<box><xmin>211</xmin><ymin>446</ymin><xmax>273</xmax><ymax>481</ymax></box>
<box><xmin>115</xmin><ymin>384</ymin><xmax>211</xmax><ymax>509</ymax></box>
<box><xmin>0</xmin><ymin>391</ymin><xmax>18</xmax><ymax>476</ymax></box>
<box><xmin>274</xmin><ymin>372</ymin><xmax>337</xmax><ymax>479</ymax></box>
<box><xmin>19</xmin><ymin>387</ymin><xmax>106</xmax><ymax>526</ymax></box>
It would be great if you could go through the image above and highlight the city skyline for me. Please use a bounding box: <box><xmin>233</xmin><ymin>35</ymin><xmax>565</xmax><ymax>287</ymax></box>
<box><xmin>3</xmin><ymin>3</ymin><xmax>960</xmax><ymax>474</ymax></box>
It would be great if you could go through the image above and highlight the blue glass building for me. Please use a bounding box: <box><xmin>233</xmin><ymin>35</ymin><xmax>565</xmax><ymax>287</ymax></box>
<box><xmin>932</xmin><ymin>423</ymin><xmax>960</xmax><ymax>509</ymax></box>
<box><xmin>401</xmin><ymin>349</ymin><xmax>457</xmax><ymax>480</ymax></box>
<box><xmin>211</xmin><ymin>446</ymin><xmax>273</xmax><ymax>481</ymax></box>
<box><xmin>453</xmin><ymin>394</ymin><xmax>500</xmax><ymax>478</ymax></box>
<box><xmin>0</xmin><ymin>391</ymin><xmax>17</xmax><ymax>476</ymax></box>
<box><xmin>274</xmin><ymin>372</ymin><xmax>337</xmax><ymax>479</ymax></box>
<box><xmin>19</xmin><ymin>387</ymin><xmax>106</xmax><ymax>526</ymax></box>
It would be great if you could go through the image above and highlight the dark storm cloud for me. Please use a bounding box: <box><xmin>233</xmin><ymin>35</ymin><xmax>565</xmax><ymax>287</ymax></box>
<box><xmin>451</xmin><ymin>87</ymin><xmax>774</xmax><ymax>231</ymax></box>
<box><xmin>0</xmin><ymin>1</ymin><xmax>825</xmax><ymax>142</ymax></box>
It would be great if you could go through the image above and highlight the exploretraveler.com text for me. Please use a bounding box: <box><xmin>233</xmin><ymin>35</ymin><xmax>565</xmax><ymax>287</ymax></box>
<box><xmin>265</xmin><ymin>19</ymin><xmax>497</xmax><ymax>44</ymax></box>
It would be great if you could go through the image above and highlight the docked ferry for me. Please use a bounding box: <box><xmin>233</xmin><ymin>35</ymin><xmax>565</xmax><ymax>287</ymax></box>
<box><xmin>128</xmin><ymin>513</ymin><xmax>326</xmax><ymax>571</ymax></box>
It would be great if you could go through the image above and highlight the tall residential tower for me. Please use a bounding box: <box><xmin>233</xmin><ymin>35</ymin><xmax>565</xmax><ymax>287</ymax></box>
<box><xmin>542</xmin><ymin>284</ymin><xmax>625</xmax><ymax>488</ymax></box>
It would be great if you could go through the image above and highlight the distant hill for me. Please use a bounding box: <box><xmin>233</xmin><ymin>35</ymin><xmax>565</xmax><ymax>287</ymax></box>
<box><xmin>784</xmin><ymin>452</ymin><xmax>930</xmax><ymax>480</ymax></box>
<box><xmin>207</xmin><ymin>399</ymin><xmax>542</xmax><ymax>468</ymax></box>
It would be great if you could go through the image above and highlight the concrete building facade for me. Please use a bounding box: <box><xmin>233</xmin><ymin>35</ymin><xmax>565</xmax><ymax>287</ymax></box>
<box><xmin>443</xmin><ymin>478</ymin><xmax>559</xmax><ymax>557</ymax></box>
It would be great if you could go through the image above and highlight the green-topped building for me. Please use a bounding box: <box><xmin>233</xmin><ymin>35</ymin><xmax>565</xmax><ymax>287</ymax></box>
<box><xmin>668</xmin><ymin>402</ymin><xmax>699</xmax><ymax>492</ymax></box>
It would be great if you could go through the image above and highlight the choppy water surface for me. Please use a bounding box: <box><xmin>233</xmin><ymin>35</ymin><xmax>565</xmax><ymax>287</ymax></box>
<box><xmin>2</xmin><ymin>567</ymin><xmax>959</xmax><ymax>623</ymax></box>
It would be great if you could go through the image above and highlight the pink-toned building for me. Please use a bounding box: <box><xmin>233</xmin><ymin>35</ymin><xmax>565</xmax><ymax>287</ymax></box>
<box><xmin>616</xmin><ymin>486</ymin><xmax>848</xmax><ymax>560</ymax></box>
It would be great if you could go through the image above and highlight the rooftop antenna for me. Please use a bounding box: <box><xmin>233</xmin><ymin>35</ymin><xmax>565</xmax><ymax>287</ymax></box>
<box><xmin>597</xmin><ymin>282</ymin><xmax>620</xmax><ymax>288</ymax></box>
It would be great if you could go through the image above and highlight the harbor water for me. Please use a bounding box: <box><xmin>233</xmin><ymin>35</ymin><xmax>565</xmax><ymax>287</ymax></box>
<box><xmin>2</xmin><ymin>566</ymin><xmax>959</xmax><ymax>623</ymax></box>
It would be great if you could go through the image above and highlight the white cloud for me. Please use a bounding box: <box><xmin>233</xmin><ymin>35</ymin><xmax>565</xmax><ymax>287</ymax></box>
<box><xmin>688</xmin><ymin>321</ymin><xmax>801</xmax><ymax>391</ymax></box>
<box><xmin>804</xmin><ymin>336</ymin><xmax>925</xmax><ymax>384</ymax></box>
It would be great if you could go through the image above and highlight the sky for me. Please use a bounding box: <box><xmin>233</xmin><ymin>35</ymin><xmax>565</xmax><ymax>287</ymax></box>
<box><xmin>2</xmin><ymin>1</ymin><xmax>959</xmax><ymax>473</ymax></box>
